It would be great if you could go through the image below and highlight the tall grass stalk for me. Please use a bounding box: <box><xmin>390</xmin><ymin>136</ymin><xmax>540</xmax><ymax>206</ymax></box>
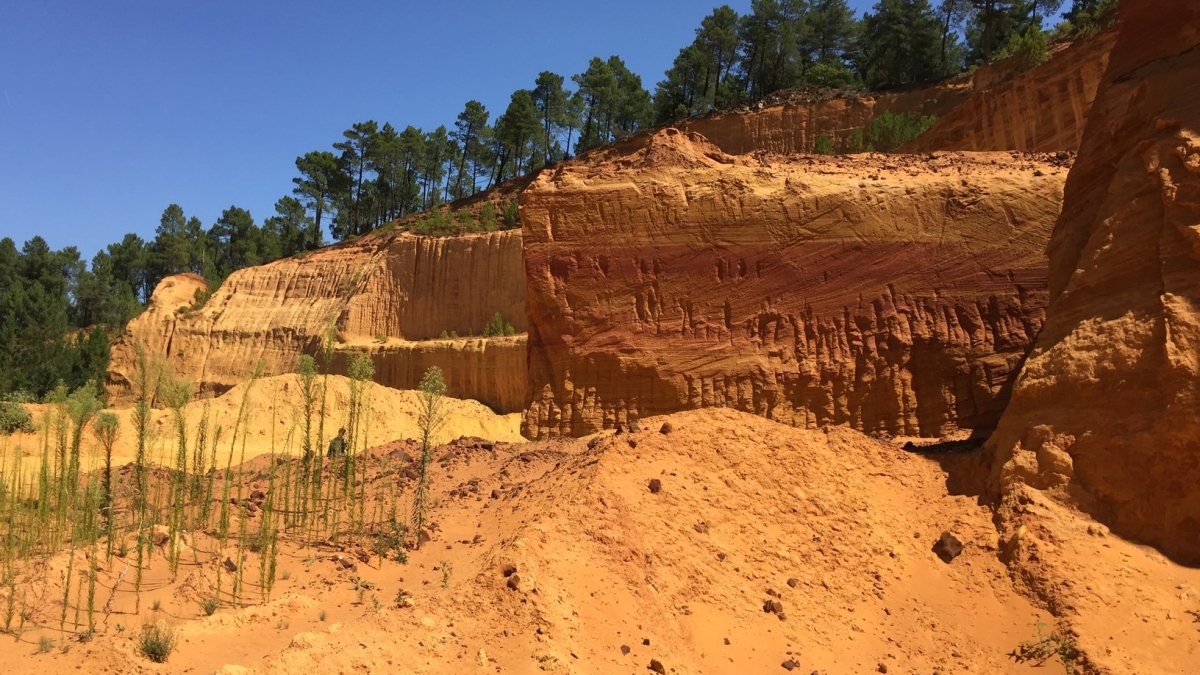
<box><xmin>411</xmin><ymin>367</ymin><xmax>446</xmax><ymax>549</ymax></box>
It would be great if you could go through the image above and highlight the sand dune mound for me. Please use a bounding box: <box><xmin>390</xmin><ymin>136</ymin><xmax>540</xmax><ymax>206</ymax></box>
<box><xmin>251</xmin><ymin>409</ymin><xmax>1050</xmax><ymax>674</ymax></box>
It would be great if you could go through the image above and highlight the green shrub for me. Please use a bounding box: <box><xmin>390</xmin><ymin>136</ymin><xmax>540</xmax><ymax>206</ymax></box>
<box><xmin>813</xmin><ymin>134</ymin><xmax>836</xmax><ymax>155</ymax></box>
<box><xmin>866</xmin><ymin>111</ymin><xmax>938</xmax><ymax>153</ymax></box>
<box><xmin>456</xmin><ymin>209</ymin><xmax>482</xmax><ymax>233</ymax></box>
<box><xmin>501</xmin><ymin>199</ymin><xmax>520</xmax><ymax>230</ymax></box>
<box><xmin>804</xmin><ymin>61</ymin><xmax>855</xmax><ymax>88</ymax></box>
<box><xmin>412</xmin><ymin>210</ymin><xmax>456</xmax><ymax>236</ymax></box>
<box><xmin>846</xmin><ymin>128</ymin><xmax>867</xmax><ymax>153</ymax></box>
<box><xmin>483</xmin><ymin>312</ymin><xmax>515</xmax><ymax>338</ymax></box>
<box><xmin>138</xmin><ymin>621</ymin><xmax>178</xmax><ymax>662</ymax></box>
<box><xmin>996</xmin><ymin>27</ymin><xmax>1050</xmax><ymax>71</ymax></box>
<box><xmin>479</xmin><ymin>201</ymin><xmax>498</xmax><ymax>231</ymax></box>
<box><xmin>0</xmin><ymin>400</ymin><xmax>33</xmax><ymax>434</ymax></box>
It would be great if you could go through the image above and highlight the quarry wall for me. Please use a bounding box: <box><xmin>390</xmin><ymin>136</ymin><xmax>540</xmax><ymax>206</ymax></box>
<box><xmin>108</xmin><ymin>231</ymin><xmax>528</xmax><ymax>413</ymax></box>
<box><xmin>521</xmin><ymin>130</ymin><xmax>1066</xmax><ymax>439</ymax></box>
<box><xmin>986</xmin><ymin>0</ymin><xmax>1200</xmax><ymax>563</ymax></box>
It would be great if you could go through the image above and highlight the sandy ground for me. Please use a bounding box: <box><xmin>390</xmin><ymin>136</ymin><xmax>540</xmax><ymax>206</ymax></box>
<box><xmin>4</xmin><ymin>408</ymin><xmax>1193</xmax><ymax>674</ymax></box>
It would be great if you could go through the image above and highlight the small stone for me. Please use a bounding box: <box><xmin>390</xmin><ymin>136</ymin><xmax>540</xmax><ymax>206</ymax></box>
<box><xmin>507</xmin><ymin>574</ymin><xmax>521</xmax><ymax>591</ymax></box>
<box><xmin>766</xmin><ymin>588</ymin><xmax>778</xmax><ymax>597</ymax></box>
<box><xmin>476</xmin><ymin>648</ymin><xmax>487</xmax><ymax>666</ymax></box>
<box><xmin>648</xmin><ymin>479</ymin><xmax>662</xmax><ymax>494</ymax></box>
<box><xmin>877</xmin><ymin>663</ymin><xmax>888</xmax><ymax>673</ymax></box>
<box><xmin>642</xmin><ymin>638</ymin><xmax>651</xmax><ymax>646</ymax></box>
<box><xmin>932</xmin><ymin>531</ymin><xmax>964</xmax><ymax>563</ymax></box>
<box><xmin>628</xmin><ymin>420</ymin><xmax>641</xmax><ymax>433</ymax></box>
<box><xmin>694</xmin><ymin>522</ymin><xmax>709</xmax><ymax>534</ymax></box>
<box><xmin>490</xmin><ymin>489</ymin><xmax>500</xmax><ymax>499</ymax></box>
<box><xmin>222</xmin><ymin>557</ymin><xmax>237</xmax><ymax>573</ymax></box>
<box><xmin>502</xmin><ymin>564</ymin><xmax>517</xmax><ymax>577</ymax></box>
<box><xmin>782</xmin><ymin>659</ymin><xmax>798</xmax><ymax>671</ymax></box>
<box><xmin>764</xmin><ymin>598</ymin><xmax>784</xmax><ymax>614</ymax></box>
<box><xmin>621</xmin><ymin>645</ymin><xmax>631</xmax><ymax>656</ymax></box>
<box><xmin>717</xmin><ymin>552</ymin><xmax>726</xmax><ymax>561</ymax></box>
<box><xmin>787</xmin><ymin>577</ymin><xmax>799</xmax><ymax>588</ymax></box>
<box><xmin>648</xmin><ymin>658</ymin><xmax>666</xmax><ymax>674</ymax></box>
<box><xmin>660</xmin><ymin>422</ymin><xmax>673</xmax><ymax>434</ymax></box>
<box><xmin>724</xmin><ymin>638</ymin><xmax>730</xmax><ymax>645</ymax></box>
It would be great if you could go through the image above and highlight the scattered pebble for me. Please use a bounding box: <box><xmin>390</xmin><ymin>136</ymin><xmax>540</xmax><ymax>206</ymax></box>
<box><xmin>932</xmin><ymin>531</ymin><xmax>964</xmax><ymax>563</ymax></box>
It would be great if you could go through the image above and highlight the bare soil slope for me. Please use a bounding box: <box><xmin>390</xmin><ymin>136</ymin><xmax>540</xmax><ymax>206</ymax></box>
<box><xmin>0</xmin><ymin>409</ymin><xmax>1093</xmax><ymax>674</ymax></box>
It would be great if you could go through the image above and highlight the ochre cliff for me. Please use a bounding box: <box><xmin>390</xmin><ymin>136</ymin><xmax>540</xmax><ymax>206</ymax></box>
<box><xmin>904</xmin><ymin>30</ymin><xmax>1118</xmax><ymax>154</ymax></box>
<box><xmin>522</xmin><ymin>129</ymin><xmax>1067</xmax><ymax>438</ymax></box>
<box><xmin>987</xmin><ymin>0</ymin><xmax>1200</xmax><ymax>563</ymax></box>
<box><xmin>109</xmin><ymin>231</ymin><xmax>527</xmax><ymax>412</ymax></box>
<box><xmin>678</xmin><ymin>82</ymin><xmax>969</xmax><ymax>155</ymax></box>
<box><xmin>677</xmin><ymin>30</ymin><xmax>1116</xmax><ymax>158</ymax></box>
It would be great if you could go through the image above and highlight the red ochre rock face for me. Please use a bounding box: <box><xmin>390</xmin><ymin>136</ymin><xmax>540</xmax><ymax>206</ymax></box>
<box><xmin>522</xmin><ymin>129</ymin><xmax>1066</xmax><ymax>439</ymax></box>
<box><xmin>987</xmin><ymin>0</ymin><xmax>1200</xmax><ymax>564</ymax></box>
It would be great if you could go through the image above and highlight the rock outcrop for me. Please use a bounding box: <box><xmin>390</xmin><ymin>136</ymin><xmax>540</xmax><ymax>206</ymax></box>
<box><xmin>987</xmin><ymin>0</ymin><xmax>1200</xmax><ymax>563</ymax></box>
<box><xmin>678</xmin><ymin>81</ymin><xmax>969</xmax><ymax>155</ymax></box>
<box><xmin>678</xmin><ymin>30</ymin><xmax>1116</xmax><ymax>158</ymax></box>
<box><xmin>905</xmin><ymin>30</ymin><xmax>1118</xmax><ymax>154</ymax></box>
<box><xmin>522</xmin><ymin>129</ymin><xmax>1067</xmax><ymax>438</ymax></box>
<box><xmin>109</xmin><ymin>231</ymin><xmax>527</xmax><ymax>412</ymax></box>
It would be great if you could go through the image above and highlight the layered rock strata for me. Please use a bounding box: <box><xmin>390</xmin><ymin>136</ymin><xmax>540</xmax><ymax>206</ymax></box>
<box><xmin>108</xmin><ymin>231</ymin><xmax>527</xmax><ymax>412</ymax></box>
<box><xmin>679</xmin><ymin>82</ymin><xmax>969</xmax><ymax>156</ymax></box>
<box><xmin>522</xmin><ymin>130</ymin><xmax>1066</xmax><ymax>438</ymax></box>
<box><xmin>987</xmin><ymin>0</ymin><xmax>1200</xmax><ymax>563</ymax></box>
<box><xmin>905</xmin><ymin>30</ymin><xmax>1118</xmax><ymax>154</ymax></box>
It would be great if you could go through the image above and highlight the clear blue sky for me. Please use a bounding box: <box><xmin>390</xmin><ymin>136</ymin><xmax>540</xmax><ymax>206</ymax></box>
<box><xmin>0</xmin><ymin>0</ymin><xmax>886</xmax><ymax>260</ymax></box>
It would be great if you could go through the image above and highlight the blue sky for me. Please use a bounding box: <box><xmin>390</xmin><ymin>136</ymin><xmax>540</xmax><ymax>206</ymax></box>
<box><xmin>2</xmin><ymin>1</ymin><xmax>904</xmax><ymax>258</ymax></box>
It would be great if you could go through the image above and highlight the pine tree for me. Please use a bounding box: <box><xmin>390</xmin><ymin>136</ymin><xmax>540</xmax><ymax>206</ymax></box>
<box><xmin>451</xmin><ymin>101</ymin><xmax>490</xmax><ymax>199</ymax></box>
<box><xmin>293</xmin><ymin>151</ymin><xmax>344</xmax><ymax>246</ymax></box>
<box><xmin>857</xmin><ymin>0</ymin><xmax>949</xmax><ymax>87</ymax></box>
<box><xmin>334</xmin><ymin>121</ymin><xmax>380</xmax><ymax>237</ymax></box>
<box><xmin>532</xmin><ymin>72</ymin><xmax>568</xmax><ymax>164</ymax></box>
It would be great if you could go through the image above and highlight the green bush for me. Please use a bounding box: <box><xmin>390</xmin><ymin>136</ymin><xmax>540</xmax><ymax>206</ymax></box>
<box><xmin>479</xmin><ymin>201</ymin><xmax>498</xmax><ymax>230</ymax></box>
<box><xmin>866</xmin><ymin>111</ymin><xmax>938</xmax><ymax>153</ymax></box>
<box><xmin>412</xmin><ymin>210</ymin><xmax>456</xmax><ymax>236</ymax></box>
<box><xmin>846</xmin><ymin>128</ymin><xmax>867</xmax><ymax>153</ymax></box>
<box><xmin>996</xmin><ymin>27</ymin><xmax>1049</xmax><ymax>71</ymax></box>
<box><xmin>138</xmin><ymin>621</ymin><xmax>177</xmax><ymax>662</ymax></box>
<box><xmin>483</xmin><ymin>312</ymin><xmax>515</xmax><ymax>338</ymax></box>
<box><xmin>501</xmin><ymin>199</ymin><xmax>520</xmax><ymax>230</ymax></box>
<box><xmin>0</xmin><ymin>400</ymin><xmax>33</xmax><ymax>434</ymax></box>
<box><xmin>804</xmin><ymin>61</ymin><xmax>856</xmax><ymax>88</ymax></box>
<box><xmin>813</xmin><ymin>134</ymin><xmax>836</xmax><ymax>155</ymax></box>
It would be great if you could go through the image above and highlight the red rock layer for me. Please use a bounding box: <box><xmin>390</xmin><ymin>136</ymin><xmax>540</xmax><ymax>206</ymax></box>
<box><xmin>987</xmin><ymin>0</ymin><xmax>1200</xmax><ymax>563</ymax></box>
<box><xmin>522</xmin><ymin>130</ymin><xmax>1066</xmax><ymax>438</ymax></box>
<box><xmin>905</xmin><ymin>30</ymin><xmax>1117</xmax><ymax>154</ymax></box>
